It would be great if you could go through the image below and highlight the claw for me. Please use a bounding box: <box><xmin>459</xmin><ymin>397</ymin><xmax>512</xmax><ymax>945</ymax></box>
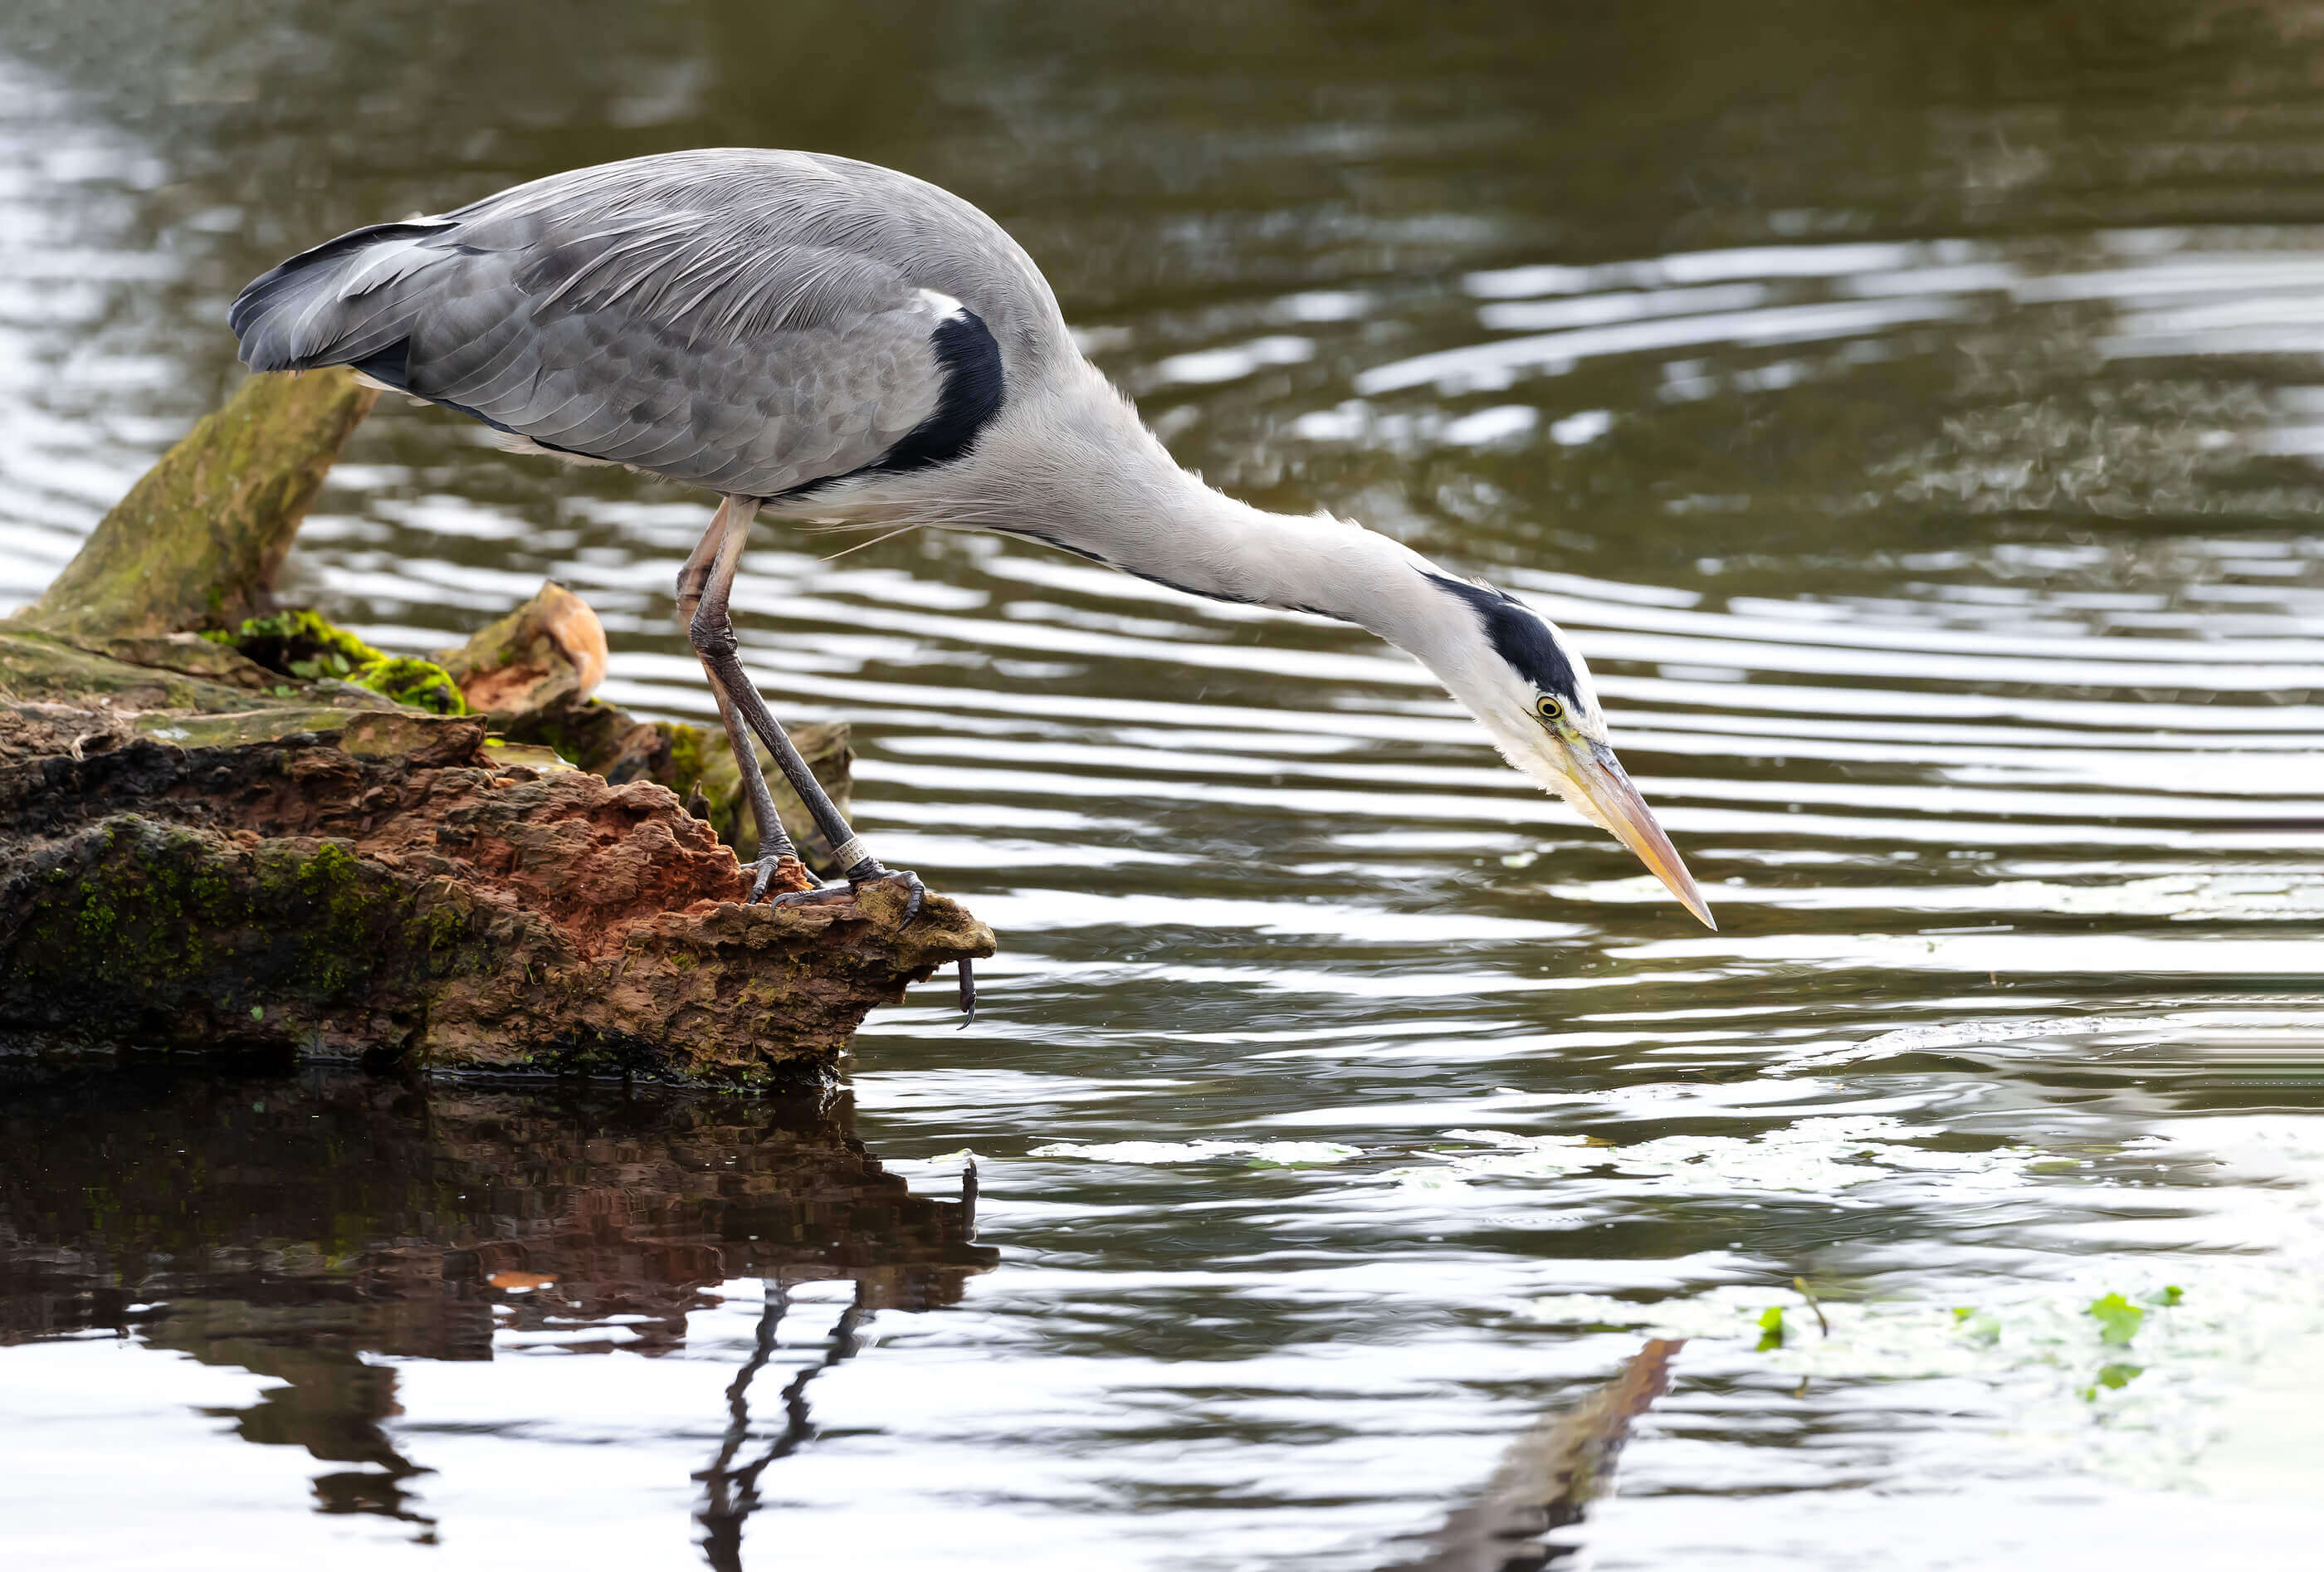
<box><xmin>765</xmin><ymin>882</ymin><xmax>854</xmax><ymax>910</ymax></box>
<box><xmin>957</xmin><ymin>956</ymin><xmax>975</xmax><ymax>1028</ymax></box>
<box><xmin>761</xmin><ymin>867</ymin><xmax>930</xmax><ymax>926</ymax></box>
<box><xmin>747</xmin><ymin>854</ymin><xmax>783</xmax><ymax>904</ymax></box>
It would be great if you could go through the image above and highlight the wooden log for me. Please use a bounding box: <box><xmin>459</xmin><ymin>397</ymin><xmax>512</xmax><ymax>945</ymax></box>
<box><xmin>12</xmin><ymin>369</ymin><xmax>377</xmax><ymax>642</ymax></box>
<box><xmin>435</xmin><ymin>581</ymin><xmax>609</xmax><ymax>718</ymax></box>
<box><xmin>0</xmin><ymin>710</ymin><xmax>989</xmax><ymax>1082</ymax></box>
<box><xmin>437</xmin><ymin>582</ymin><xmax>857</xmax><ymax>876</ymax></box>
<box><xmin>0</xmin><ymin>373</ymin><xmax>992</xmax><ymax>1081</ymax></box>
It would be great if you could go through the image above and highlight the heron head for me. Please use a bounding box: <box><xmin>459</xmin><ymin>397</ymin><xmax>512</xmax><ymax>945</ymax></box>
<box><xmin>1421</xmin><ymin>575</ymin><xmax>1714</xmax><ymax>929</ymax></box>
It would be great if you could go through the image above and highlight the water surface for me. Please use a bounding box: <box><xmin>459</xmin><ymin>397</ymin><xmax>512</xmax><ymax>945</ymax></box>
<box><xmin>2</xmin><ymin>3</ymin><xmax>2321</xmax><ymax>1567</ymax></box>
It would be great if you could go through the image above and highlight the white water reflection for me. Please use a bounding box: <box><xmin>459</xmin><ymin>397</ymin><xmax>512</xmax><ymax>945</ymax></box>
<box><xmin>0</xmin><ymin>55</ymin><xmax>181</xmax><ymax>608</ymax></box>
<box><xmin>5</xmin><ymin>3</ymin><xmax>2324</xmax><ymax>1568</ymax></box>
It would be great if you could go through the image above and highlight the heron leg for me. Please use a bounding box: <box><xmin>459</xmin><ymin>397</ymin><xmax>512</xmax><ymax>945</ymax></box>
<box><xmin>686</xmin><ymin>496</ymin><xmax>929</xmax><ymax>930</ymax></box>
<box><xmin>679</xmin><ymin>497</ymin><xmax>802</xmax><ymax>901</ymax></box>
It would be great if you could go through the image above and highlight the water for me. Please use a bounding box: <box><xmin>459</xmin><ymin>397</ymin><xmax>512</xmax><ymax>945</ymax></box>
<box><xmin>2</xmin><ymin>2</ymin><xmax>2322</xmax><ymax>1566</ymax></box>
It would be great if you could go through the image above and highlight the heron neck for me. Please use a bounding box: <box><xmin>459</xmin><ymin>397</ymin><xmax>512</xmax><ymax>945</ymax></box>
<box><xmin>984</xmin><ymin>365</ymin><xmax>1458</xmax><ymax>655</ymax></box>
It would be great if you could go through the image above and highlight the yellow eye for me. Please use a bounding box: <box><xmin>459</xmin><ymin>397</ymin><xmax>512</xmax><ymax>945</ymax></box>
<box><xmin>1534</xmin><ymin>694</ymin><xmax>1564</xmax><ymax>723</ymax></box>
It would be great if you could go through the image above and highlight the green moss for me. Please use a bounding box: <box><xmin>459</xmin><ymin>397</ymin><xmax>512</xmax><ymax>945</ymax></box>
<box><xmin>656</xmin><ymin>720</ymin><xmax>711</xmax><ymax>798</ymax></box>
<box><xmin>421</xmin><ymin>905</ymin><xmax>469</xmax><ymax>954</ymax></box>
<box><xmin>13</xmin><ymin>366</ymin><xmax>376</xmax><ymax>642</ymax></box>
<box><xmin>351</xmin><ymin>656</ymin><xmax>466</xmax><ymax>715</ymax></box>
<box><xmin>207</xmin><ymin>608</ymin><xmax>468</xmax><ymax>716</ymax></box>
<box><xmin>211</xmin><ymin>608</ymin><xmax>378</xmax><ymax>675</ymax></box>
<box><xmin>27</xmin><ymin>822</ymin><xmax>443</xmax><ymax>1010</ymax></box>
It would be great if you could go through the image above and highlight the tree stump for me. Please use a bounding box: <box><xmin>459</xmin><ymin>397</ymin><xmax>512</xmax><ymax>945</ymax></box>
<box><xmin>0</xmin><ymin>372</ymin><xmax>991</xmax><ymax>1085</ymax></box>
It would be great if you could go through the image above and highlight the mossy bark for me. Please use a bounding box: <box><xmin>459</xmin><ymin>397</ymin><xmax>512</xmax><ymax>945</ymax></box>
<box><xmin>0</xmin><ymin>369</ymin><xmax>992</xmax><ymax>1081</ymax></box>
<box><xmin>0</xmin><ymin>716</ymin><xmax>990</xmax><ymax>1082</ymax></box>
<box><xmin>12</xmin><ymin>369</ymin><xmax>377</xmax><ymax>642</ymax></box>
<box><xmin>435</xmin><ymin>583</ymin><xmax>855</xmax><ymax>876</ymax></box>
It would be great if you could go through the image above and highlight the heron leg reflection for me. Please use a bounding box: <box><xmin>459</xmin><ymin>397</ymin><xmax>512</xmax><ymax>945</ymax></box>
<box><xmin>696</xmin><ymin>1282</ymin><xmax>789</xmax><ymax>1572</ymax></box>
<box><xmin>678</xmin><ymin>497</ymin><xmax>801</xmax><ymax>902</ymax></box>
<box><xmin>695</xmin><ymin>1282</ymin><xmax>874</xmax><ymax>1570</ymax></box>
<box><xmin>686</xmin><ymin>496</ymin><xmax>925</xmax><ymax>925</ymax></box>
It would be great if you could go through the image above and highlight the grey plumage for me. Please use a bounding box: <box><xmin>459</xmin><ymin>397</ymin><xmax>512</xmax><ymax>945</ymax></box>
<box><xmin>228</xmin><ymin>148</ymin><xmax>1714</xmax><ymax>931</ymax></box>
<box><xmin>232</xmin><ymin>149</ymin><xmax>1060</xmax><ymax>499</ymax></box>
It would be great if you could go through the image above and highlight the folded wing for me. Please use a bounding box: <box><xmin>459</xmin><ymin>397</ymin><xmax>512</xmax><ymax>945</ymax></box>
<box><xmin>229</xmin><ymin>154</ymin><xmax>989</xmax><ymax>500</ymax></box>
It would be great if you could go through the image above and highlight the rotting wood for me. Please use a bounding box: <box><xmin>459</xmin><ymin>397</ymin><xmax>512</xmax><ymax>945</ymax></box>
<box><xmin>0</xmin><ymin>373</ymin><xmax>991</xmax><ymax>1080</ymax></box>
<box><xmin>16</xmin><ymin>368</ymin><xmax>378</xmax><ymax>643</ymax></box>
<box><xmin>434</xmin><ymin>582</ymin><xmax>856</xmax><ymax>876</ymax></box>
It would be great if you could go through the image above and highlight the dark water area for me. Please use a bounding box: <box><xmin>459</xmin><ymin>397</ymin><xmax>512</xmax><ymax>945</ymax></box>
<box><xmin>2</xmin><ymin>2</ymin><xmax>2322</xmax><ymax>1567</ymax></box>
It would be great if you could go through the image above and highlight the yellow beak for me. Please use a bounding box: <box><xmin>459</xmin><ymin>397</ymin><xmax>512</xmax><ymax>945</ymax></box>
<box><xmin>1565</xmin><ymin>742</ymin><xmax>1716</xmax><ymax>930</ymax></box>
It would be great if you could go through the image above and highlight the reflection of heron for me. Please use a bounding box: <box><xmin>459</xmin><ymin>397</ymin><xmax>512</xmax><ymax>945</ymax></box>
<box><xmin>1390</xmin><ymin>1339</ymin><xmax>1681</xmax><ymax>1571</ymax></box>
<box><xmin>231</xmin><ymin>149</ymin><xmax>1711</xmax><ymax>935</ymax></box>
<box><xmin>693</xmin><ymin>1280</ymin><xmax>869</xmax><ymax>1572</ymax></box>
<box><xmin>695</xmin><ymin>1161</ymin><xmax>984</xmax><ymax>1569</ymax></box>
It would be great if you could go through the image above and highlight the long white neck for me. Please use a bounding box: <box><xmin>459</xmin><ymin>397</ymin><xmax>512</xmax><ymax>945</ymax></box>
<box><xmin>911</xmin><ymin>359</ymin><xmax>1472</xmax><ymax>659</ymax></box>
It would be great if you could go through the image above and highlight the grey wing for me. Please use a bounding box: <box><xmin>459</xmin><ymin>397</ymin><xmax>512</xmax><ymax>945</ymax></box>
<box><xmin>228</xmin><ymin>151</ymin><xmax>1028</xmax><ymax>499</ymax></box>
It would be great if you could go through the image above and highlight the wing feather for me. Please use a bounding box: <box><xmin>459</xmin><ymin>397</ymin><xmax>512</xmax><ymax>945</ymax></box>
<box><xmin>229</xmin><ymin>149</ymin><xmax>1052</xmax><ymax>498</ymax></box>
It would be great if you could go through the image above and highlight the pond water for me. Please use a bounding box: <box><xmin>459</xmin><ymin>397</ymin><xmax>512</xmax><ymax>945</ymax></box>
<box><xmin>3</xmin><ymin>2</ymin><xmax>2322</xmax><ymax>1567</ymax></box>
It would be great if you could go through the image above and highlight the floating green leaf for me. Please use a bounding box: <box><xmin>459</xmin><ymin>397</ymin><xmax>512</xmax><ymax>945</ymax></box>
<box><xmin>2087</xmin><ymin>1292</ymin><xmax>2144</xmax><ymax>1347</ymax></box>
<box><xmin>1755</xmin><ymin>1305</ymin><xmax>1785</xmax><ymax>1351</ymax></box>
<box><xmin>2146</xmin><ymin>1285</ymin><xmax>2184</xmax><ymax>1307</ymax></box>
<box><xmin>1951</xmin><ymin>1306</ymin><xmax>2001</xmax><ymax>1346</ymax></box>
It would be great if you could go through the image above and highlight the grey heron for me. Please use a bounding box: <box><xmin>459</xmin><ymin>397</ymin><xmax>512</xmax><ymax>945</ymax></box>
<box><xmin>230</xmin><ymin>149</ymin><xmax>1714</xmax><ymax>954</ymax></box>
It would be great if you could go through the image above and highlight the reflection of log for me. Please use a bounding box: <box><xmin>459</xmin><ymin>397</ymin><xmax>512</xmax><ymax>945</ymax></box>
<box><xmin>0</xmin><ymin>372</ymin><xmax>990</xmax><ymax>1076</ymax></box>
<box><xmin>0</xmin><ymin>1069</ymin><xmax>994</xmax><ymax>1522</ymax></box>
<box><xmin>0</xmin><ymin>1068</ymin><xmax>995</xmax><ymax>1351</ymax></box>
<box><xmin>1389</xmin><ymin>1339</ymin><xmax>1682</xmax><ymax>1571</ymax></box>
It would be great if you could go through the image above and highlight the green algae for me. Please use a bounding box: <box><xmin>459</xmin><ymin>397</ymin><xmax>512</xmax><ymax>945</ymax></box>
<box><xmin>15</xmin><ymin>818</ymin><xmax>451</xmax><ymax>1022</ymax></box>
<box><xmin>204</xmin><ymin>608</ymin><xmax>468</xmax><ymax>716</ymax></box>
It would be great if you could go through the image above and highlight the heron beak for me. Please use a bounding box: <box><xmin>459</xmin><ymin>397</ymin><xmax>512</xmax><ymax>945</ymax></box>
<box><xmin>1563</xmin><ymin>741</ymin><xmax>1716</xmax><ymax>930</ymax></box>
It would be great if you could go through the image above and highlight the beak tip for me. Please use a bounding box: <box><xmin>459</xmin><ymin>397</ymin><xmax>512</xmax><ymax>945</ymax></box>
<box><xmin>1567</xmin><ymin>745</ymin><xmax>1716</xmax><ymax>932</ymax></box>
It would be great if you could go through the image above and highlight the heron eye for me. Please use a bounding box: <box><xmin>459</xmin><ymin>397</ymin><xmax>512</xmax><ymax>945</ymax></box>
<box><xmin>1534</xmin><ymin>694</ymin><xmax>1565</xmax><ymax>723</ymax></box>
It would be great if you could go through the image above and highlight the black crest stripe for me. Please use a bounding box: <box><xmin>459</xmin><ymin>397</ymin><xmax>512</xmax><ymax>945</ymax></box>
<box><xmin>1425</xmin><ymin>574</ymin><xmax>1580</xmax><ymax>699</ymax></box>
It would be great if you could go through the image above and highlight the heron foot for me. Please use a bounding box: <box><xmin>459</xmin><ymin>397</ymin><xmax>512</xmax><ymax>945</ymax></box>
<box><xmin>759</xmin><ymin>867</ymin><xmax>961</xmax><ymax>1018</ymax></box>
<box><xmin>745</xmin><ymin>854</ymin><xmax>815</xmax><ymax>904</ymax></box>
<box><xmin>763</xmin><ymin>867</ymin><xmax>926</xmax><ymax>929</ymax></box>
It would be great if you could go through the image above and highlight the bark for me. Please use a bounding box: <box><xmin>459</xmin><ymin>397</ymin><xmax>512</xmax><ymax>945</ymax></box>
<box><xmin>436</xmin><ymin>582</ymin><xmax>857</xmax><ymax>876</ymax></box>
<box><xmin>14</xmin><ymin>369</ymin><xmax>378</xmax><ymax>642</ymax></box>
<box><xmin>0</xmin><ymin>373</ymin><xmax>992</xmax><ymax>1081</ymax></box>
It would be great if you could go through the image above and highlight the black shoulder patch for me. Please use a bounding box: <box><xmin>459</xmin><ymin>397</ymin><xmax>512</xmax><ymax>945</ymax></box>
<box><xmin>775</xmin><ymin>308</ymin><xmax>1006</xmax><ymax>503</ymax></box>
<box><xmin>873</xmin><ymin>310</ymin><xmax>1006</xmax><ymax>476</ymax></box>
<box><xmin>1426</xmin><ymin>575</ymin><xmax>1580</xmax><ymax>699</ymax></box>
